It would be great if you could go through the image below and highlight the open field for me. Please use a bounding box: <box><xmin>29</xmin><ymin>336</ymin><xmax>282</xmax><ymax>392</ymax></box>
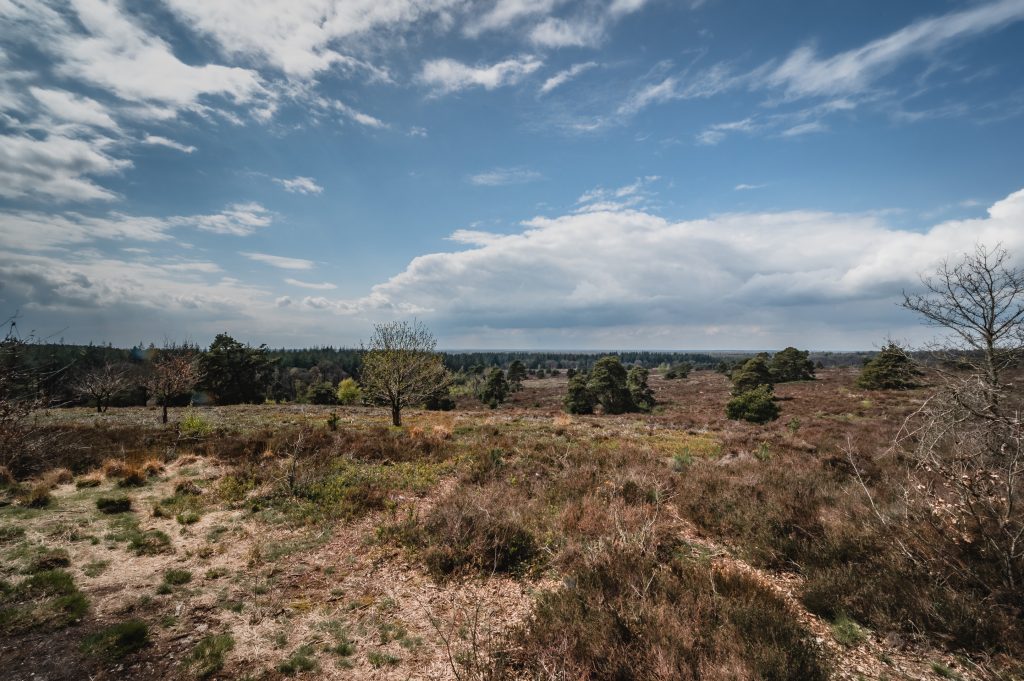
<box><xmin>1</xmin><ymin>370</ymin><xmax>1019</xmax><ymax>680</ymax></box>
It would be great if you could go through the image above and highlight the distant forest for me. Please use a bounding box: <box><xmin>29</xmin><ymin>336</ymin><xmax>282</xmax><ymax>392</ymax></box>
<box><xmin>10</xmin><ymin>340</ymin><xmax>874</xmax><ymax>408</ymax></box>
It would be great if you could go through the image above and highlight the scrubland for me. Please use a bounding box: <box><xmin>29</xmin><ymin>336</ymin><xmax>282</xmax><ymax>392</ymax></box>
<box><xmin>1</xmin><ymin>370</ymin><xmax>1019</xmax><ymax>680</ymax></box>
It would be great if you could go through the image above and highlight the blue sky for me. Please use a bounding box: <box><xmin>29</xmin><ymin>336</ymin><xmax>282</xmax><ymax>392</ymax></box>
<box><xmin>1</xmin><ymin>0</ymin><xmax>1023</xmax><ymax>350</ymax></box>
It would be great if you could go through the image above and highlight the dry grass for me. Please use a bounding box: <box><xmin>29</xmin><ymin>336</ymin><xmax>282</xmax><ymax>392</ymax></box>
<box><xmin>0</xmin><ymin>369</ymin><xmax>1018</xmax><ymax>680</ymax></box>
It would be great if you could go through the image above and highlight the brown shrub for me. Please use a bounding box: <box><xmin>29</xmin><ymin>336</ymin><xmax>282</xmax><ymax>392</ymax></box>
<box><xmin>140</xmin><ymin>458</ymin><xmax>165</xmax><ymax>477</ymax></box>
<box><xmin>75</xmin><ymin>472</ymin><xmax>103</xmax><ymax>488</ymax></box>
<box><xmin>409</xmin><ymin>485</ymin><xmax>539</xmax><ymax>578</ymax></box>
<box><xmin>40</xmin><ymin>468</ymin><xmax>73</xmax><ymax>487</ymax></box>
<box><xmin>101</xmin><ymin>458</ymin><xmax>130</xmax><ymax>478</ymax></box>
<box><xmin>116</xmin><ymin>466</ymin><xmax>147</xmax><ymax>487</ymax></box>
<box><xmin>502</xmin><ymin>542</ymin><xmax>828</xmax><ymax>681</ymax></box>
<box><xmin>0</xmin><ymin>465</ymin><xmax>13</xmax><ymax>486</ymax></box>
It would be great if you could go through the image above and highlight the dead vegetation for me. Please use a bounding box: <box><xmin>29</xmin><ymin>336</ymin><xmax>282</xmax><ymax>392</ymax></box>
<box><xmin>0</xmin><ymin>370</ymin><xmax>1020</xmax><ymax>680</ymax></box>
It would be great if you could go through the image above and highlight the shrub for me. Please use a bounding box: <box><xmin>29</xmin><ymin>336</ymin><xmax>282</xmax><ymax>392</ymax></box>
<box><xmin>856</xmin><ymin>343</ymin><xmax>922</xmax><ymax>390</ymax></box>
<box><xmin>22</xmin><ymin>482</ymin><xmax>52</xmax><ymax>508</ymax></box>
<box><xmin>335</xmin><ymin>378</ymin><xmax>362</xmax><ymax>405</ymax></box>
<box><xmin>180</xmin><ymin>410</ymin><xmax>213</xmax><ymax>437</ymax></box>
<box><xmin>183</xmin><ymin>633</ymin><xmax>235</xmax><ymax>679</ymax></box>
<box><xmin>28</xmin><ymin>548</ymin><xmax>71</xmax><ymax>572</ymax></box>
<box><xmin>0</xmin><ymin>569</ymin><xmax>89</xmax><ymax>635</ymax></box>
<box><xmin>304</xmin><ymin>381</ymin><xmax>337</xmax><ymax>405</ymax></box>
<box><xmin>116</xmin><ymin>467</ymin><xmax>147</xmax><ymax>487</ymax></box>
<box><xmin>413</xmin><ymin>487</ymin><xmax>538</xmax><ymax>578</ymax></box>
<box><xmin>97</xmin><ymin>496</ymin><xmax>132</xmax><ymax>514</ymax></box>
<box><xmin>563</xmin><ymin>372</ymin><xmax>595</xmax><ymax>415</ymax></box>
<box><xmin>730</xmin><ymin>355</ymin><xmax>774</xmax><ymax>395</ymax></box>
<box><xmin>0</xmin><ymin>465</ymin><xmax>13</xmax><ymax>486</ymax></box>
<box><xmin>505</xmin><ymin>544</ymin><xmax>828</xmax><ymax>680</ymax></box>
<box><xmin>140</xmin><ymin>458</ymin><xmax>165</xmax><ymax>477</ymax></box>
<box><xmin>664</xmin><ymin>362</ymin><xmax>692</xmax><ymax>379</ymax></box>
<box><xmin>626</xmin><ymin>366</ymin><xmax>655</xmax><ymax>412</ymax></box>
<box><xmin>479</xmin><ymin>368</ymin><xmax>509</xmax><ymax>406</ymax></box>
<box><xmin>75</xmin><ymin>473</ymin><xmax>103</xmax><ymax>488</ymax></box>
<box><xmin>725</xmin><ymin>385</ymin><xmax>780</xmax><ymax>423</ymax></box>
<box><xmin>278</xmin><ymin>644</ymin><xmax>318</xmax><ymax>675</ymax></box>
<box><xmin>770</xmin><ymin>347</ymin><xmax>816</xmax><ymax>382</ymax></box>
<box><xmin>82</xmin><ymin>620</ymin><xmax>150</xmax><ymax>660</ymax></box>
<box><xmin>586</xmin><ymin>356</ymin><xmax>634</xmax><ymax>414</ymax></box>
<box><xmin>163</xmin><ymin>568</ymin><xmax>192</xmax><ymax>586</ymax></box>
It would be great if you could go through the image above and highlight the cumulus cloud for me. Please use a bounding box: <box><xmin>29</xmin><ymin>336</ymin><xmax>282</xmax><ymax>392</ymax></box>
<box><xmin>274</xmin><ymin>176</ymin><xmax>324</xmax><ymax>195</ymax></box>
<box><xmin>419</xmin><ymin>56</ymin><xmax>542</xmax><ymax>94</ymax></box>
<box><xmin>241</xmin><ymin>252</ymin><xmax>315</xmax><ymax>270</ymax></box>
<box><xmin>308</xmin><ymin>187</ymin><xmax>1024</xmax><ymax>347</ymax></box>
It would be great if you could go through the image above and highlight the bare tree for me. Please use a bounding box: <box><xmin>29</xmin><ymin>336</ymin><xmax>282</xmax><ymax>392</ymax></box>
<box><xmin>360</xmin><ymin>320</ymin><xmax>449</xmax><ymax>427</ymax></box>
<box><xmin>72</xmin><ymin>363</ymin><xmax>131</xmax><ymax>413</ymax></box>
<box><xmin>143</xmin><ymin>345</ymin><xmax>200</xmax><ymax>424</ymax></box>
<box><xmin>0</xmin><ymin>317</ymin><xmax>65</xmax><ymax>475</ymax></box>
<box><xmin>898</xmin><ymin>244</ymin><xmax>1024</xmax><ymax>594</ymax></box>
<box><xmin>903</xmin><ymin>244</ymin><xmax>1024</xmax><ymax>416</ymax></box>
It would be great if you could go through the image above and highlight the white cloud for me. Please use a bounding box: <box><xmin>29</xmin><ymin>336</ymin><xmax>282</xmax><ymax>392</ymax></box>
<box><xmin>193</xmin><ymin>203</ymin><xmax>273</xmax><ymax>236</ymax></box>
<box><xmin>284</xmin><ymin>278</ymin><xmax>337</xmax><ymax>290</ymax></box>
<box><xmin>331</xmin><ymin>100</ymin><xmax>388</xmax><ymax>128</ymax></box>
<box><xmin>274</xmin><ymin>176</ymin><xmax>324</xmax><ymax>195</ymax></box>
<box><xmin>419</xmin><ymin>56</ymin><xmax>542</xmax><ymax>94</ymax></box>
<box><xmin>469</xmin><ymin>167</ymin><xmax>543</xmax><ymax>186</ymax></box>
<box><xmin>576</xmin><ymin>176</ymin><xmax>659</xmax><ymax>212</ymax></box>
<box><xmin>162</xmin><ymin>0</ymin><xmax>456</xmax><ymax>79</ymax></box>
<box><xmin>540</xmin><ymin>62</ymin><xmax>597</xmax><ymax>94</ymax></box>
<box><xmin>319</xmin><ymin>187</ymin><xmax>1024</xmax><ymax>347</ymax></box>
<box><xmin>465</xmin><ymin>0</ymin><xmax>563</xmax><ymax>36</ymax></box>
<box><xmin>765</xmin><ymin>0</ymin><xmax>1024</xmax><ymax>99</ymax></box>
<box><xmin>734</xmin><ymin>183</ymin><xmax>767</xmax><ymax>191</ymax></box>
<box><xmin>142</xmin><ymin>135</ymin><xmax>197</xmax><ymax>153</ymax></box>
<box><xmin>695</xmin><ymin>118</ymin><xmax>758</xmax><ymax>145</ymax></box>
<box><xmin>530</xmin><ymin>17</ymin><xmax>604</xmax><ymax>47</ymax></box>
<box><xmin>0</xmin><ymin>132</ymin><xmax>130</xmax><ymax>202</ymax></box>
<box><xmin>29</xmin><ymin>87</ymin><xmax>119</xmax><ymax>130</ymax></box>
<box><xmin>241</xmin><ymin>252</ymin><xmax>315</xmax><ymax>270</ymax></box>
<box><xmin>0</xmin><ymin>203</ymin><xmax>281</xmax><ymax>251</ymax></box>
<box><xmin>780</xmin><ymin>121</ymin><xmax>828</xmax><ymax>137</ymax></box>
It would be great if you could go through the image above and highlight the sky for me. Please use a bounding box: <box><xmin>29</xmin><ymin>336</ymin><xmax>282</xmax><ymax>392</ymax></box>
<box><xmin>1</xmin><ymin>0</ymin><xmax>1023</xmax><ymax>350</ymax></box>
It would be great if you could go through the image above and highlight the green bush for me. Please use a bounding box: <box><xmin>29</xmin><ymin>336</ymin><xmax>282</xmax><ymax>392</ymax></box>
<box><xmin>180</xmin><ymin>409</ymin><xmax>213</xmax><ymax>437</ymax></box>
<box><xmin>725</xmin><ymin>385</ymin><xmax>780</xmax><ymax>423</ymax></box>
<box><xmin>183</xmin><ymin>632</ymin><xmax>234</xmax><ymax>679</ymax></box>
<box><xmin>82</xmin><ymin>620</ymin><xmax>150</xmax><ymax>660</ymax></box>
<box><xmin>563</xmin><ymin>372</ymin><xmax>595</xmax><ymax>414</ymax></box>
<box><xmin>730</xmin><ymin>355</ymin><xmax>774</xmax><ymax>395</ymax></box>
<box><xmin>770</xmin><ymin>347</ymin><xmax>815</xmax><ymax>382</ymax></box>
<box><xmin>96</xmin><ymin>496</ymin><xmax>132</xmax><ymax>514</ymax></box>
<box><xmin>335</xmin><ymin>377</ymin><xmax>362</xmax><ymax>405</ymax></box>
<box><xmin>856</xmin><ymin>343</ymin><xmax>922</xmax><ymax>390</ymax></box>
<box><xmin>163</xmin><ymin>568</ymin><xmax>193</xmax><ymax>586</ymax></box>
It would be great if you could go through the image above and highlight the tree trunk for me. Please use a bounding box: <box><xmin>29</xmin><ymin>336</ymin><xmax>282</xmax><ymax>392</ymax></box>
<box><xmin>161</xmin><ymin>400</ymin><xmax>168</xmax><ymax>424</ymax></box>
<box><xmin>391</xmin><ymin>404</ymin><xmax>401</xmax><ymax>427</ymax></box>
<box><xmin>96</xmin><ymin>399</ymin><xmax>102</xmax><ymax>413</ymax></box>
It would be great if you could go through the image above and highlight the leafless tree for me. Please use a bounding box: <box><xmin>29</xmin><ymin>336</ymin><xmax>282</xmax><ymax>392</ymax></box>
<box><xmin>0</xmin><ymin>317</ymin><xmax>65</xmax><ymax>475</ymax></box>
<box><xmin>360</xmin><ymin>320</ymin><xmax>449</xmax><ymax>426</ymax></box>
<box><xmin>898</xmin><ymin>244</ymin><xmax>1024</xmax><ymax>594</ymax></box>
<box><xmin>903</xmin><ymin>244</ymin><xmax>1024</xmax><ymax>416</ymax></box>
<box><xmin>72</xmin><ymin>362</ymin><xmax>131</xmax><ymax>413</ymax></box>
<box><xmin>143</xmin><ymin>344</ymin><xmax>200</xmax><ymax>424</ymax></box>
